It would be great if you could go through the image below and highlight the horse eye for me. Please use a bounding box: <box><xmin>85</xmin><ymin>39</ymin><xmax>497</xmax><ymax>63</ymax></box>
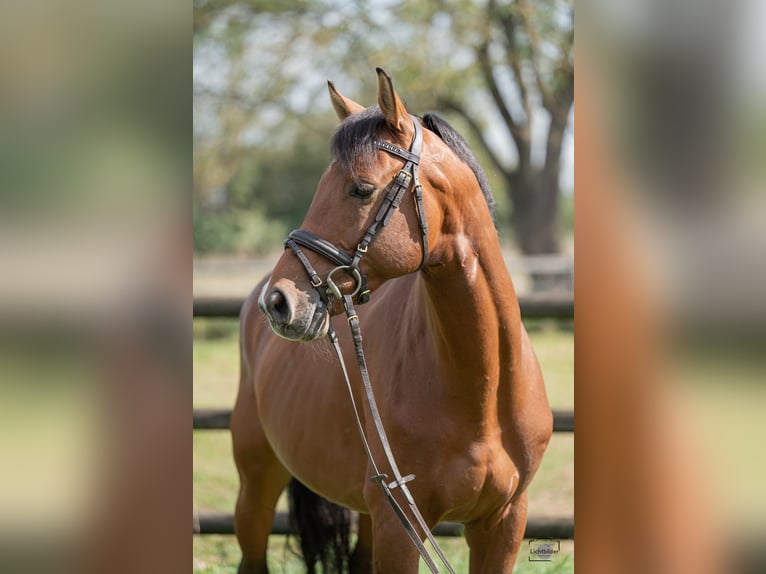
<box><xmin>350</xmin><ymin>184</ymin><xmax>375</xmax><ymax>199</ymax></box>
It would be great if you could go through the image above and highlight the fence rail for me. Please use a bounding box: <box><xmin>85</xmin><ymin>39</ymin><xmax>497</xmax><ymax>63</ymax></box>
<box><xmin>193</xmin><ymin>295</ymin><xmax>574</xmax><ymax>319</ymax></box>
<box><xmin>193</xmin><ymin>409</ymin><xmax>574</xmax><ymax>539</ymax></box>
<box><xmin>194</xmin><ymin>408</ymin><xmax>574</xmax><ymax>433</ymax></box>
<box><xmin>193</xmin><ymin>293</ymin><xmax>575</xmax><ymax>544</ymax></box>
<box><xmin>194</xmin><ymin>511</ymin><xmax>574</xmax><ymax>540</ymax></box>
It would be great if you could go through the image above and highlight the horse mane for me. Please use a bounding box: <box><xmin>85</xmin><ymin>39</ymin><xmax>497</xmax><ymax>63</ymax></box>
<box><xmin>421</xmin><ymin>112</ymin><xmax>496</xmax><ymax>221</ymax></box>
<box><xmin>330</xmin><ymin>106</ymin><xmax>496</xmax><ymax>223</ymax></box>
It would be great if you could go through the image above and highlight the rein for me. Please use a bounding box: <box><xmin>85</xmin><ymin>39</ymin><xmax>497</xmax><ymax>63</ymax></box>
<box><xmin>283</xmin><ymin>116</ymin><xmax>455</xmax><ymax>574</ymax></box>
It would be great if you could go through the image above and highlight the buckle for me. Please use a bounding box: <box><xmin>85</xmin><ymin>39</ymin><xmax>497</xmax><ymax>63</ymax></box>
<box><xmin>356</xmin><ymin>289</ymin><xmax>371</xmax><ymax>305</ymax></box>
<box><xmin>326</xmin><ymin>265</ymin><xmax>363</xmax><ymax>300</ymax></box>
<box><xmin>388</xmin><ymin>474</ymin><xmax>416</xmax><ymax>490</ymax></box>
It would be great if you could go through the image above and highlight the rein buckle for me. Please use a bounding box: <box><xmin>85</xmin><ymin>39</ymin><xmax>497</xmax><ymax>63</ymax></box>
<box><xmin>388</xmin><ymin>474</ymin><xmax>416</xmax><ymax>490</ymax></box>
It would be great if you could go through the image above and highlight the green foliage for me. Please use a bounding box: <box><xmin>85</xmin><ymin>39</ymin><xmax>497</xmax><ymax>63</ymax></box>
<box><xmin>193</xmin><ymin>208</ymin><xmax>238</xmax><ymax>254</ymax></box>
<box><xmin>193</xmin><ymin>129</ymin><xmax>333</xmax><ymax>255</ymax></box>
<box><xmin>232</xmin><ymin>135</ymin><xmax>333</xmax><ymax>229</ymax></box>
<box><xmin>193</xmin><ymin>0</ymin><xmax>573</xmax><ymax>255</ymax></box>
<box><xmin>193</xmin><ymin>207</ymin><xmax>287</xmax><ymax>255</ymax></box>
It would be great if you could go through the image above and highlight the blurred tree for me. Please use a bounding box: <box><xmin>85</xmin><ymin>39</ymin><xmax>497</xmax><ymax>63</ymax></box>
<box><xmin>440</xmin><ymin>0</ymin><xmax>574</xmax><ymax>256</ymax></box>
<box><xmin>193</xmin><ymin>0</ymin><xmax>573</xmax><ymax>263</ymax></box>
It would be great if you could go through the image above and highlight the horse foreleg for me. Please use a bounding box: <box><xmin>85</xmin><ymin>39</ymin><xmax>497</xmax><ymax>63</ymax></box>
<box><xmin>464</xmin><ymin>491</ymin><xmax>528</xmax><ymax>574</ymax></box>
<box><xmin>231</xmin><ymin>391</ymin><xmax>290</xmax><ymax>574</ymax></box>
<box><xmin>350</xmin><ymin>513</ymin><xmax>373</xmax><ymax>574</ymax></box>
<box><xmin>366</xmin><ymin>492</ymin><xmax>424</xmax><ymax>574</ymax></box>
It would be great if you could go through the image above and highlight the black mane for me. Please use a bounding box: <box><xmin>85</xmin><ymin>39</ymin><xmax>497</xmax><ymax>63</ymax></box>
<box><xmin>330</xmin><ymin>106</ymin><xmax>496</xmax><ymax>222</ymax></box>
<box><xmin>421</xmin><ymin>112</ymin><xmax>496</xmax><ymax>219</ymax></box>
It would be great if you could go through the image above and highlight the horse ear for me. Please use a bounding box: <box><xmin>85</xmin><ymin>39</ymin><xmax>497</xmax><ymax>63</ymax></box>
<box><xmin>376</xmin><ymin>67</ymin><xmax>410</xmax><ymax>135</ymax></box>
<box><xmin>327</xmin><ymin>81</ymin><xmax>365</xmax><ymax>121</ymax></box>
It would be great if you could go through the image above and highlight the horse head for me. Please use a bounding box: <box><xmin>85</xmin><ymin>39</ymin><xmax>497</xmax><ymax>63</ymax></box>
<box><xmin>260</xmin><ymin>68</ymin><xmax>489</xmax><ymax>341</ymax></box>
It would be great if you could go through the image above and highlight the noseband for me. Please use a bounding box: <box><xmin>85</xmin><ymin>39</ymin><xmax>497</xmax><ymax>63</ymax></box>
<box><xmin>284</xmin><ymin>114</ymin><xmax>428</xmax><ymax>305</ymax></box>
<box><xmin>278</xmin><ymin>116</ymin><xmax>455</xmax><ymax>573</ymax></box>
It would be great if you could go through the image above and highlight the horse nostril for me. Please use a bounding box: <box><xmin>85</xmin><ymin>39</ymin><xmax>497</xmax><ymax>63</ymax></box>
<box><xmin>265</xmin><ymin>289</ymin><xmax>292</xmax><ymax>325</ymax></box>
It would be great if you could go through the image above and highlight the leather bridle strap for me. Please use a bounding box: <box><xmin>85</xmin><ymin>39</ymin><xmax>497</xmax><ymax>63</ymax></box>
<box><xmin>328</xmin><ymin>294</ymin><xmax>456</xmax><ymax>574</ymax></box>
<box><xmin>282</xmin><ymin>115</ymin><xmax>453</xmax><ymax>572</ymax></box>
<box><xmin>284</xmin><ymin>238</ymin><xmax>325</xmax><ymax>289</ymax></box>
<box><xmin>327</xmin><ymin>323</ymin><xmax>441</xmax><ymax>573</ymax></box>
<box><xmin>286</xmin><ymin>231</ymin><xmax>362</xmax><ymax>304</ymax></box>
<box><xmin>288</xmin><ymin>229</ymin><xmax>354</xmax><ymax>269</ymax></box>
<box><xmin>284</xmin><ymin>114</ymin><xmax>428</xmax><ymax>306</ymax></box>
<box><xmin>371</xmin><ymin>124</ymin><xmax>429</xmax><ymax>272</ymax></box>
<box><xmin>352</xmin><ymin>116</ymin><xmax>426</xmax><ymax>270</ymax></box>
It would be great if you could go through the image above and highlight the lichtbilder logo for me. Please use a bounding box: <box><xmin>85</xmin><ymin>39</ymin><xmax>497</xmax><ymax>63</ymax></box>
<box><xmin>529</xmin><ymin>539</ymin><xmax>560</xmax><ymax>561</ymax></box>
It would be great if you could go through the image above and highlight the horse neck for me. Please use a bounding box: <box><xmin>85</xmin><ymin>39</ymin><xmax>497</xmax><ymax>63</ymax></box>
<box><xmin>419</xmin><ymin>221</ymin><xmax>522</xmax><ymax>417</ymax></box>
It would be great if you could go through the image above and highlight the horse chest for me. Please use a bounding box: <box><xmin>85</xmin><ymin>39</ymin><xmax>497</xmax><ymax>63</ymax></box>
<box><xmin>362</xmin><ymin>341</ymin><xmax>518</xmax><ymax>520</ymax></box>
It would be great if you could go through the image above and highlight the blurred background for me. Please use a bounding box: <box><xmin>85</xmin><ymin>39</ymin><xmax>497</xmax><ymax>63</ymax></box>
<box><xmin>575</xmin><ymin>1</ymin><xmax>766</xmax><ymax>572</ymax></box>
<box><xmin>0</xmin><ymin>0</ymin><xmax>762</xmax><ymax>572</ymax></box>
<box><xmin>193</xmin><ymin>0</ymin><xmax>574</xmax><ymax>297</ymax></box>
<box><xmin>0</xmin><ymin>1</ymin><xmax>189</xmax><ymax>573</ymax></box>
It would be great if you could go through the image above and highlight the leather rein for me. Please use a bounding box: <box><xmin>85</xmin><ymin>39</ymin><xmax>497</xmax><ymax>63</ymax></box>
<box><xmin>283</xmin><ymin>116</ymin><xmax>456</xmax><ymax>574</ymax></box>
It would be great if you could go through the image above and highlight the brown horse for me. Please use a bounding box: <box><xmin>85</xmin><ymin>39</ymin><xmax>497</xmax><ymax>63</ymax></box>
<box><xmin>232</xmin><ymin>68</ymin><xmax>552</xmax><ymax>573</ymax></box>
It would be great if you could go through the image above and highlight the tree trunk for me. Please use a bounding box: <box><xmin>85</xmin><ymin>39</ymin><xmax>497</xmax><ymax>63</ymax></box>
<box><xmin>507</xmin><ymin>118</ymin><xmax>571</xmax><ymax>292</ymax></box>
<box><xmin>509</xmin><ymin>172</ymin><xmax>560</xmax><ymax>255</ymax></box>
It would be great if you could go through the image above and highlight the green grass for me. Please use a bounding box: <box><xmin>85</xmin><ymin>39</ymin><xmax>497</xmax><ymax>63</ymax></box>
<box><xmin>194</xmin><ymin>536</ymin><xmax>574</xmax><ymax>573</ymax></box>
<box><xmin>193</xmin><ymin>318</ymin><xmax>573</xmax><ymax>572</ymax></box>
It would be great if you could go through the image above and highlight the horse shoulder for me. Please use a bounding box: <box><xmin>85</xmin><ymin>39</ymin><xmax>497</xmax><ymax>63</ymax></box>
<box><xmin>238</xmin><ymin>278</ymin><xmax>270</xmax><ymax>387</ymax></box>
<box><xmin>231</xmin><ymin>278</ymin><xmax>281</xmax><ymax>474</ymax></box>
<box><xmin>500</xmin><ymin>322</ymin><xmax>553</xmax><ymax>497</ymax></box>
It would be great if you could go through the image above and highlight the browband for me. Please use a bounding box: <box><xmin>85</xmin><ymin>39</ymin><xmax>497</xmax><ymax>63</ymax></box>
<box><xmin>373</xmin><ymin>140</ymin><xmax>420</xmax><ymax>164</ymax></box>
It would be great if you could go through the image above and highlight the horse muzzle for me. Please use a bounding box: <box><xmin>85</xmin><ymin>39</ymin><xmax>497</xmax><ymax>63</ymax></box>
<box><xmin>258</xmin><ymin>279</ymin><xmax>329</xmax><ymax>341</ymax></box>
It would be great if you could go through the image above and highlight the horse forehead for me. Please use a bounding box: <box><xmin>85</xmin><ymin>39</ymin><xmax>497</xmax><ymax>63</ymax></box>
<box><xmin>325</xmin><ymin>153</ymin><xmax>401</xmax><ymax>188</ymax></box>
<box><xmin>322</xmin><ymin>128</ymin><xmax>450</xmax><ymax>191</ymax></box>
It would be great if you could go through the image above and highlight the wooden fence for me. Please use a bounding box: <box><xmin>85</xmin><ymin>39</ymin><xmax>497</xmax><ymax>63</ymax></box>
<box><xmin>194</xmin><ymin>295</ymin><xmax>574</xmax><ymax>540</ymax></box>
<box><xmin>193</xmin><ymin>294</ymin><xmax>574</xmax><ymax>319</ymax></box>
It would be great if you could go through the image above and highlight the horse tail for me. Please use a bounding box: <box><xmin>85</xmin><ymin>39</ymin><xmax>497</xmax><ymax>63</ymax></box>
<box><xmin>287</xmin><ymin>478</ymin><xmax>352</xmax><ymax>574</ymax></box>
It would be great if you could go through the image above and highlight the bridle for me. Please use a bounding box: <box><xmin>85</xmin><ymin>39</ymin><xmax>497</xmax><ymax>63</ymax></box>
<box><xmin>284</xmin><ymin>113</ymin><xmax>428</xmax><ymax>307</ymax></box>
<box><xmin>280</xmin><ymin>115</ymin><xmax>456</xmax><ymax>574</ymax></box>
